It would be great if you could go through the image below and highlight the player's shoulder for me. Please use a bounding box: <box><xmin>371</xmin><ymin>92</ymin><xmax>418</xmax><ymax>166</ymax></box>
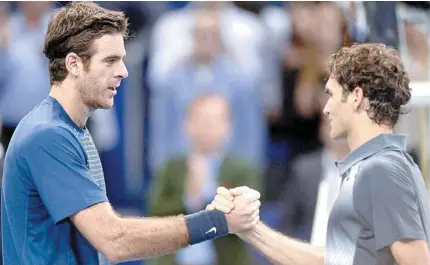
<box><xmin>30</xmin><ymin>123</ymin><xmax>74</xmax><ymax>139</ymax></box>
<box><xmin>361</xmin><ymin>149</ymin><xmax>409</xmax><ymax>173</ymax></box>
<box><xmin>5</xmin><ymin>122</ymin><xmax>83</xmax><ymax>166</ymax></box>
<box><xmin>18</xmin><ymin>100</ymin><xmax>81</xmax><ymax>143</ymax></box>
<box><xmin>18</xmin><ymin>122</ymin><xmax>80</xmax><ymax>152</ymax></box>
<box><xmin>358</xmin><ymin>149</ymin><xmax>413</xmax><ymax>185</ymax></box>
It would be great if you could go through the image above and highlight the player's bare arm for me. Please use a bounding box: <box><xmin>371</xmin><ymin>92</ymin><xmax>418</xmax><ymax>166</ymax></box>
<box><xmin>207</xmin><ymin>187</ymin><xmax>324</xmax><ymax>265</ymax></box>
<box><xmin>71</xmin><ymin>188</ymin><xmax>261</xmax><ymax>264</ymax></box>
<box><xmin>70</xmin><ymin>202</ymin><xmax>188</xmax><ymax>263</ymax></box>
<box><xmin>390</xmin><ymin>239</ymin><xmax>430</xmax><ymax>265</ymax></box>
<box><xmin>239</xmin><ymin>222</ymin><xmax>324</xmax><ymax>265</ymax></box>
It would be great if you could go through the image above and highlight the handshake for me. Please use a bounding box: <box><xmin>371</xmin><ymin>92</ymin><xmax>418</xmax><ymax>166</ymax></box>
<box><xmin>206</xmin><ymin>186</ymin><xmax>261</xmax><ymax>234</ymax></box>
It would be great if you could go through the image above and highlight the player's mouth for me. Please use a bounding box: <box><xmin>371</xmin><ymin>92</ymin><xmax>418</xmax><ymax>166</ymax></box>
<box><xmin>108</xmin><ymin>86</ymin><xmax>118</xmax><ymax>95</ymax></box>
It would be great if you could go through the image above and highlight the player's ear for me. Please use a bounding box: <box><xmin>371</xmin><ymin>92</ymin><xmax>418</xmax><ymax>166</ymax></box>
<box><xmin>351</xmin><ymin>86</ymin><xmax>364</xmax><ymax>111</ymax></box>
<box><xmin>65</xmin><ymin>52</ymin><xmax>82</xmax><ymax>77</ymax></box>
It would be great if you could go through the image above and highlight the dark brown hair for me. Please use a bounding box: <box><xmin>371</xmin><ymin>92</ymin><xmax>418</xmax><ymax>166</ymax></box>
<box><xmin>326</xmin><ymin>43</ymin><xmax>411</xmax><ymax>127</ymax></box>
<box><xmin>43</xmin><ymin>2</ymin><xmax>129</xmax><ymax>85</ymax></box>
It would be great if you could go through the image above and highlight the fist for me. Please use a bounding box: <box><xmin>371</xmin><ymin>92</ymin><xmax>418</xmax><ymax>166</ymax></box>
<box><xmin>206</xmin><ymin>186</ymin><xmax>261</xmax><ymax>234</ymax></box>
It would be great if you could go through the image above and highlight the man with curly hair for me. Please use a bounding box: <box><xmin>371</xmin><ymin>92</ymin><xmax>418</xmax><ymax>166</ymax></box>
<box><xmin>208</xmin><ymin>43</ymin><xmax>430</xmax><ymax>265</ymax></box>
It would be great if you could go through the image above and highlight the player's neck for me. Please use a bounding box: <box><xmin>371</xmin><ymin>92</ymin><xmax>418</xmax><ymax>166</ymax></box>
<box><xmin>347</xmin><ymin>121</ymin><xmax>393</xmax><ymax>151</ymax></box>
<box><xmin>50</xmin><ymin>82</ymin><xmax>91</xmax><ymax>129</ymax></box>
<box><xmin>327</xmin><ymin>142</ymin><xmax>350</xmax><ymax>161</ymax></box>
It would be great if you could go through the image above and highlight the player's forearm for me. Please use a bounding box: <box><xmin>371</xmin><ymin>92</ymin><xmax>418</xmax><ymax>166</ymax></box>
<box><xmin>239</xmin><ymin>222</ymin><xmax>325</xmax><ymax>265</ymax></box>
<box><xmin>108</xmin><ymin>215</ymin><xmax>189</xmax><ymax>263</ymax></box>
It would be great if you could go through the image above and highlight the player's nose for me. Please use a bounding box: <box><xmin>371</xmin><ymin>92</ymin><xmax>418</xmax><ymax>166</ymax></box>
<box><xmin>117</xmin><ymin>60</ymin><xmax>128</xmax><ymax>79</ymax></box>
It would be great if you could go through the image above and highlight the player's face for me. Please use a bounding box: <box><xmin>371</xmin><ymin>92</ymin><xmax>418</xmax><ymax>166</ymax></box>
<box><xmin>323</xmin><ymin>77</ymin><xmax>352</xmax><ymax>140</ymax></box>
<box><xmin>77</xmin><ymin>33</ymin><xmax>128</xmax><ymax>109</ymax></box>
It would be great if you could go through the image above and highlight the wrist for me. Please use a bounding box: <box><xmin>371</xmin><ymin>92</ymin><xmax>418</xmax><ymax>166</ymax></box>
<box><xmin>184</xmin><ymin>210</ymin><xmax>229</xmax><ymax>245</ymax></box>
<box><xmin>237</xmin><ymin>221</ymin><xmax>261</xmax><ymax>240</ymax></box>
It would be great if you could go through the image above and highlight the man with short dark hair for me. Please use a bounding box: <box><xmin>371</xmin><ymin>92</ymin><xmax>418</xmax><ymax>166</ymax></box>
<box><xmin>1</xmin><ymin>3</ymin><xmax>261</xmax><ymax>265</ymax></box>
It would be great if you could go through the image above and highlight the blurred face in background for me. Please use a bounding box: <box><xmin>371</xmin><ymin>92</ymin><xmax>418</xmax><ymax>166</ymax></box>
<box><xmin>286</xmin><ymin>2</ymin><xmax>344</xmax><ymax>69</ymax></box>
<box><xmin>185</xmin><ymin>95</ymin><xmax>231</xmax><ymax>154</ymax></box>
<box><xmin>193</xmin><ymin>10</ymin><xmax>222</xmax><ymax>62</ymax></box>
<box><xmin>18</xmin><ymin>1</ymin><xmax>52</xmax><ymax>22</ymax></box>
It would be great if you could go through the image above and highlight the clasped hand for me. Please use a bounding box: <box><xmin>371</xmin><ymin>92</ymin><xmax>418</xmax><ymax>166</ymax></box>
<box><xmin>206</xmin><ymin>186</ymin><xmax>261</xmax><ymax>234</ymax></box>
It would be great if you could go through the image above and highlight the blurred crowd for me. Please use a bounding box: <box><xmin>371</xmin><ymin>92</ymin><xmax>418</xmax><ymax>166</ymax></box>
<box><xmin>0</xmin><ymin>1</ymin><xmax>429</xmax><ymax>265</ymax></box>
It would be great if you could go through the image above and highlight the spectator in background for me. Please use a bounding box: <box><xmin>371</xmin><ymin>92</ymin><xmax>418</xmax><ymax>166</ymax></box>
<box><xmin>262</xmin><ymin>2</ymin><xmax>346</xmax><ymax>204</ymax></box>
<box><xmin>282</xmin><ymin>1</ymin><xmax>345</xmax><ymax>157</ymax></box>
<box><xmin>362</xmin><ymin>2</ymin><xmax>399</xmax><ymax>49</ymax></box>
<box><xmin>0</xmin><ymin>1</ymin><xmax>8</xmax><ymax>160</ymax></box>
<box><xmin>149</xmin><ymin>5</ymin><xmax>266</xmax><ymax>171</ymax></box>
<box><xmin>392</xmin><ymin>1</ymin><xmax>429</xmax><ymax>171</ymax></box>
<box><xmin>0</xmin><ymin>1</ymin><xmax>54</xmax><ymax>150</ymax></box>
<box><xmin>149</xmin><ymin>2</ymin><xmax>281</xmax><ymax>119</ymax></box>
<box><xmin>0</xmin><ymin>5</ymin><xmax>9</xmax><ymax>263</ymax></box>
<box><xmin>97</xmin><ymin>1</ymin><xmax>170</xmax><ymax>36</ymax></box>
<box><xmin>149</xmin><ymin>2</ymin><xmax>268</xmax><ymax>94</ymax></box>
<box><xmin>150</xmin><ymin>94</ymin><xmax>261</xmax><ymax>265</ymax></box>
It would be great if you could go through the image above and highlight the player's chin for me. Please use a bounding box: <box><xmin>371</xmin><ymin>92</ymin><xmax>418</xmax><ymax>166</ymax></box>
<box><xmin>330</xmin><ymin>130</ymin><xmax>342</xmax><ymax>140</ymax></box>
<box><xmin>99</xmin><ymin>98</ymin><xmax>114</xmax><ymax>109</ymax></box>
<box><xmin>330</xmin><ymin>129</ymin><xmax>347</xmax><ymax>141</ymax></box>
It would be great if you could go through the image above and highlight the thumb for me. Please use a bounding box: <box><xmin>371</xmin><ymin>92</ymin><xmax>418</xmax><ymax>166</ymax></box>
<box><xmin>241</xmin><ymin>189</ymin><xmax>261</xmax><ymax>202</ymax></box>
<box><xmin>217</xmin><ymin>186</ymin><xmax>234</xmax><ymax>201</ymax></box>
<box><xmin>229</xmin><ymin>186</ymin><xmax>250</xmax><ymax>197</ymax></box>
<box><xmin>206</xmin><ymin>203</ymin><xmax>215</xmax><ymax>211</ymax></box>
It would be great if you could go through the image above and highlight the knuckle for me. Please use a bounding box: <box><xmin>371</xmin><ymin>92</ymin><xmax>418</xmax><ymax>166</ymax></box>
<box><xmin>216</xmin><ymin>196</ymin><xmax>225</xmax><ymax>203</ymax></box>
<box><xmin>221</xmin><ymin>206</ymin><xmax>229</xmax><ymax>212</ymax></box>
<box><xmin>225</xmin><ymin>200</ymin><xmax>234</xmax><ymax>208</ymax></box>
<box><xmin>239</xmin><ymin>186</ymin><xmax>248</xmax><ymax>191</ymax></box>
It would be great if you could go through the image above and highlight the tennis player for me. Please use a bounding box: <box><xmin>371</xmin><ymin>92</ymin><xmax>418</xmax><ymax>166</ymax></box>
<box><xmin>209</xmin><ymin>43</ymin><xmax>430</xmax><ymax>265</ymax></box>
<box><xmin>1</xmin><ymin>2</ymin><xmax>260</xmax><ymax>265</ymax></box>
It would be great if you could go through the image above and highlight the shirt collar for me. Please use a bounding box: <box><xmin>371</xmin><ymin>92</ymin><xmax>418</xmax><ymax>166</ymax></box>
<box><xmin>46</xmin><ymin>96</ymin><xmax>87</xmax><ymax>136</ymax></box>
<box><xmin>335</xmin><ymin>133</ymin><xmax>407</xmax><ymax>176</ymax></box>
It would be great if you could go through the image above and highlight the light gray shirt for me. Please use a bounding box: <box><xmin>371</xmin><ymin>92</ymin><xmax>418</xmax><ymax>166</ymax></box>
<box><xmin>326</xmin><ymin>134</ymin><xmax>430</xmax><ymax>265</ymax></box>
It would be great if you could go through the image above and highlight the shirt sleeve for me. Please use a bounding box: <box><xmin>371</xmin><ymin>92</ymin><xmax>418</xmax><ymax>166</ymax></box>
<box><xmin>22</xmin><ymin>125</ymin><xmax>109</xmax><ymax>224</ymax></box>
<box><xmin>354</xmin><ymin>156</ymin><xmax>426</xmax><ymax>251</ymax></box>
